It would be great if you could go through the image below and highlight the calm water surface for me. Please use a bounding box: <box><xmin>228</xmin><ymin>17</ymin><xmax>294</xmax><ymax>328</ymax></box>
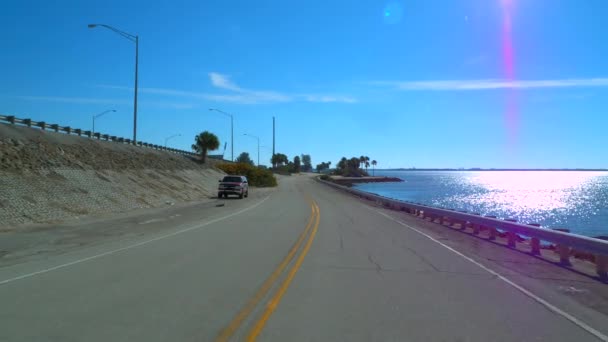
<box><xmin>354</xmin><ymin>171</ymin><xmax>608</xmax><ymax>237</ymax></box>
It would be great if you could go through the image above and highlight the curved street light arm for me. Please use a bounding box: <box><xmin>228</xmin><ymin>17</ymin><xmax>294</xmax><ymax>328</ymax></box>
<box><xmin>89</xmin><ymin>24</ymin><xmax>137</xmax><ymax>42</ymax></box>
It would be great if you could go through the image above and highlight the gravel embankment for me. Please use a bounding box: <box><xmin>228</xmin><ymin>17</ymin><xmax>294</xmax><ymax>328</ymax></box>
<box><xmin>0</xmin><ymin>124</ymin><xmax>225</xmax><ymax>229</ymax></box>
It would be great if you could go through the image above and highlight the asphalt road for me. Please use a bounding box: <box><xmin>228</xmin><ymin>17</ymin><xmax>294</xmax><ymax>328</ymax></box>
<box><xmin>1</xmin><ymin>174</ymin><xmax>607</xmax><ymax>341</ymax></box>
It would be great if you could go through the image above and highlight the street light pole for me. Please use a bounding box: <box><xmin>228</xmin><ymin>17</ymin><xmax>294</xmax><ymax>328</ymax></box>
<box><xmin>208</xmin><ymin>108</ymin><xmax>234</xmax><ymax>162</ymax></box>
<box><xmin>244</xmin><ymin>133</ymin><xmax>260</xmax><ymax>166</ymax></box>
<box><xmin>92</xmin><ymin>109</ymin><xmax>116</xmax><ymax>135</ymax></box>
<box><xmin>88</xmin><ymin>24</ymin><xmax>139</xmax><ymax>145</ymax></box>
<box><xmin>164</xmin><ymin>133</ymin><xmax>181</xmax><ymax>148</ymax></box>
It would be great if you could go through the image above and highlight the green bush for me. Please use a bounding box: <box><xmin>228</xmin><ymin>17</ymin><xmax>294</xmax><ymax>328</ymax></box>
<box><xmin>273</xmin><ymin>165</ymin><xmax>293</xmax><ymax>176</ymax></box>
<box><xmin>217</xmin><ymin>163</ymin><xmax>278</xmax><ymax>187</ymax></box>
<box><xmin>320</xmin><ymin>174</ymin><xmax>332</xmax><ymax>181</ymax></box>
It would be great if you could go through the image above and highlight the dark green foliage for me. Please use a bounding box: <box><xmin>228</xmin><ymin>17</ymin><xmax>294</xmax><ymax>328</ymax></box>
<box><xmin>217</xmin><ymin>163</ymin><xmax>278</xmax><ymax>187</ymax></box>
<box><xmin>236</xmin><ymin>152</ymin><xmax>254</xmax><ymax>166</ymax></box>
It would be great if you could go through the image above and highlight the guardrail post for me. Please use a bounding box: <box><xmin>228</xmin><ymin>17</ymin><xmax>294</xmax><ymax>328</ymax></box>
<box><xmin>74</xmin><ymin>128</ymin><xmax>82</xmax><ymax>136</ymax></box>
<box><xmin>23</xmin><ymin>118</ymin><xmax>32</xmax><ymax>127</ymax></box>
<box><xmin>554</xmin><ymin>228</ymin><xmax>572</xmax><ymax>265</ymax></box>
<box><xmin>558</xmin><ymin>245</ymin><xmax>571</xmax><ymax>266</ymax></box>
<box><xmin>441</xmin><ymin>215</ymin><xmax>451</xmax><ymax>226</ymax></box>
<box><xmin>485</xmin><ymin>216</ymin><xmax>497</xmax><ymax>240</ymax></box>
<box><xmin>460</xmin><ymin>220</ymin><xmax>469</xmax><ymax>230</ymax></box>
<box><xmin>65</xmin><ymin>126</ymin><xmax>72</xmax><ymax>134</ymax></box>
<box><xmin>38</xmin><ymin>121</ymin><xmax>46</xmax><ymax>130</ymax></box>
<box><xmin>50</xmin><ymin>124</ymin><xmax>59</xmax><ymax>132</ymax></box>
<box><xmin>7</xmin><ymin>116</ymin><xmax>15</xmax><ymax>124</ymax></box>
<box><xmin>552</xmin><ymin>228</ymin><xmax>571</xmax><ymax>266</ymax></box>
<box><xmin>528</xmin><ymin>223</ymin><xmax>542</xmax><ymax>255</ymax></box>
<box><xmin>471</xmin><ymin>213</ymin><xmax>481</xmax><ymax>234</ymax></box>
<box><xmin>505</xmin><ymin>219</ymin><xmax>518</xmax><ymax>248</ymax></box>
<box><xmin>596</xmin><ymin>255</ymin><xmax>608</xmax><ymax>278</ymax></box>
<box><xmin>456</xmin><ymin>211</ymin><xmax>469</xmax><ymax>230</ymax></box>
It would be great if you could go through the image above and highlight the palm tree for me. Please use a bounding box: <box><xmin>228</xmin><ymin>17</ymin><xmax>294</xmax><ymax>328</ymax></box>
<box><xmin>192</xmin><ymin>131</ymin><xmax>220</xmax><ymax>163</ymax></box>
<box><xmin>371</xmin><ymin>160</ymin><xmax>377</xmax><ymax>176</ymax></box>
<box><xmin>359</xmin><ymin>155</ymin><xmax>366</xmax><ymax>169</ymax></box>
<box><xmin>364</xmin><ymin>156</ymin><xmax>370</xmax><ymax>172</ymax></box>
<box><xmin>338</xmin><ymin>157</ymin><xmax>347</xmax><ymax>170</ymax></box>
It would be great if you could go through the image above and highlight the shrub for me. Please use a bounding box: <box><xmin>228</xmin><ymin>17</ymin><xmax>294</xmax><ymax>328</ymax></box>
<box><xmin>320</xmin><ymin>174</ymin><xmax>331</xmax><ymax>181</ymax></box>
<box><xmin>273</xmin><ymin>165</ymin><xmax>292</xmax><ymax>176</ymax></box>
<box><xmin>217</xmin><ymin>163</ymin><xmax>278</xmax><ymax>187</ymax></box>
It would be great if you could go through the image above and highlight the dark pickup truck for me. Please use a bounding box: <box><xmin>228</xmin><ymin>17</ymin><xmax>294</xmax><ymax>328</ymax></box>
<box><xmin>218</xmin><ymin>175</ymin><xmax>249</xmax><ymax>199</ymax></box>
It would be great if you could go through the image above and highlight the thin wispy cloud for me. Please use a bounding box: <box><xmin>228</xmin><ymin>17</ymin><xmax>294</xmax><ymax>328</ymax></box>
<box><xmin>372</xmin><ymin>78</ymin><xmax>608</xmax><ymax>91</ymax></box>
<box><xmin>209</xmin><ymin>72</ymin><xmax>241</xmax><ymax>91</ymax></box>
<box><xmin>98</xmin><ymin>72</ymin><xmax>357</xmax><ymax>104</ymax></box>
<box><xmin>303</xmin><ymin>95</ymin><xmax>358</xmax><ymax>103</ymax></box>
<box><xmin>15</xmin><ymin>95</ymin><xmax>194</xmax><ymax>109</ymax></box>
<box><xmin>15</xmin><ymin>95</ymin><xmax>123</xmax><ymax>105</ymax></box>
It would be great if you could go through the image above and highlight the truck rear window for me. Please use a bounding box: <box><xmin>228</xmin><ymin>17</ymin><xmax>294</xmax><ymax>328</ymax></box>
<box><xmin>222</xmin><ymin>177</ymin><xmax>242</xmax><ymax>183</ymax></box>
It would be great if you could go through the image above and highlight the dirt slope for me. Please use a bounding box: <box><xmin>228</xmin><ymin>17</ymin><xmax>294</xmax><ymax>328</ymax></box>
<box><xmin>0</xmin><ymin>124</ymin><xmax>225</xmax><ymax>229</ymax></box>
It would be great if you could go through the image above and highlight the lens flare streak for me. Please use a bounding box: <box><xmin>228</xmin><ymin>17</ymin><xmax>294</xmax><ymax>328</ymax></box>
<box><xmin>501</xmin><ymin>0</ymin><xmax>519</xmax><ymax>147</ymax></box>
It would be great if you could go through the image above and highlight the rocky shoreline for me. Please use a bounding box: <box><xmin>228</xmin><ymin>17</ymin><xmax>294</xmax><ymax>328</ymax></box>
<box><xmin>328</xmin><ymin>176</ymin><xmax>403</xmax><ymax>187</ymax></box>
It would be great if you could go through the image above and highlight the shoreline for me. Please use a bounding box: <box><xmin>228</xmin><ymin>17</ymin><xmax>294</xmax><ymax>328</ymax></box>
<box><xmin>327</xmin><ymin>176</ymin><xmax>403</xmax><ymax>187</ymax></box>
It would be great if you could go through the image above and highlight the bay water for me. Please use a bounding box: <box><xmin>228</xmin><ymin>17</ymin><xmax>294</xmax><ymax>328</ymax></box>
<box><xmin>354</xmin><ymin>171</ymin><xmax>608</xmax><ymax>237</ymax></box>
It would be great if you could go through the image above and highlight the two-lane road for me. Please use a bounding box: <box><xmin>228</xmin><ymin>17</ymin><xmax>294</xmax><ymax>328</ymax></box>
<box><xmin>0</xmin><ymin>174</ymin><xmax>606</xmax><ymax>341</ymax></box>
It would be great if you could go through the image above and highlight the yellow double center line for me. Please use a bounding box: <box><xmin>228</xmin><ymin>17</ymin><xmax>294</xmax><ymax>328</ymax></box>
<box><xmin>215</xmin><ymin>200</ymin><xmax>321</xmax><ymax>342</ymax></box>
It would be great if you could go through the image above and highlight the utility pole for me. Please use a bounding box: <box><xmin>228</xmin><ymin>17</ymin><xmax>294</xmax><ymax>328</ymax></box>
<box><xmin>272</xmin><ymin>116</ymin><xmax>275</xmax><ymax>157</ymax></box>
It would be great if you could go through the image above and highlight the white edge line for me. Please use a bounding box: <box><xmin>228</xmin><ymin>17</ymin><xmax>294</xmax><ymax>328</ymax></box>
<box><xmin>0</xmin><ymin>196</ymin><xmax>271</xmax><ymax>286</ymax></box>
<box><xmin>371</xmin><ymin>208</ymin><xmax>608</xmax><ymax>342</ymax></box>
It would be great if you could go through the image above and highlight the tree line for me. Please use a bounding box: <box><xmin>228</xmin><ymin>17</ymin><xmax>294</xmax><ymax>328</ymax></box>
<box><xmin>333</xmin><ymin>155</ymin><xmax>378</xmax><ymax>177</ymax></box>
<box><xmin>270</xmin><ymin>153</ymin><xmax>313</xmax><ymax>173</ymax></box>
<box><xmin>190</xmin><ymin>131</ymin><xmax>380</xmax><ymax>178</ymax></box>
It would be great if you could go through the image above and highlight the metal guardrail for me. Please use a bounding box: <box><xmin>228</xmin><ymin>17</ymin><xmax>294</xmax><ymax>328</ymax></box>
<box><xmin>0</xmin><ymin>114</ymin><xmax>196</xmax><ymax>157</ymax></box>
<box><xmin>317</xmin><ymin>177</ymin><xmax>608</xmax><ymax>278</ymax></box>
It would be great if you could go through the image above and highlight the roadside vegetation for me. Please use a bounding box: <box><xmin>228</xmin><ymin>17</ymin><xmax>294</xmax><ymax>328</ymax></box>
<box><xmin>316</xmin><ymin>161</ymin><xmax>332</xmax><ymax>173</ymax></box>
<box><xmin>217</xmin><ymin>163</ymin><xmax>277</xmax><ymax>187</ymax></box>
<box><xmin>270</xmin><ymin>153</ymin><xmax>313</xmax><ymax>174</ymax></box>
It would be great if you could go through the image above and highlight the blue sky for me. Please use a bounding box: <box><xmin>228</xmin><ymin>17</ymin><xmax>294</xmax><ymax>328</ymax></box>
<box><xmin>1</xmin><ymin>0</ymin><xmax>607</xmax><ymax>168</ymax></box>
